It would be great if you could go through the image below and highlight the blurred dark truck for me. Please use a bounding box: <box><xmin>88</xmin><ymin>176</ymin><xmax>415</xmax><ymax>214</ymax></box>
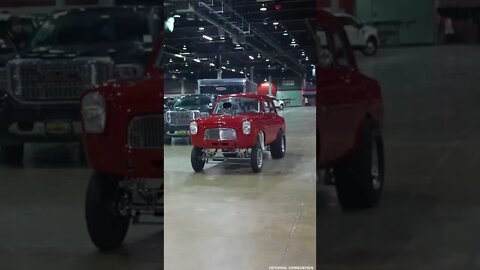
<box><xmin>0</xmin><ymin>6</ymin><xmax>161</xmax><ymax>164</ymax></box>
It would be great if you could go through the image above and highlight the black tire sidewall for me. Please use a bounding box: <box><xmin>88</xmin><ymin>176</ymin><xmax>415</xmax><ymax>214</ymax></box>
<box><xmin>250</xmin><ymin>138</ymin><xmax>263</xmax><ymax>173</ymax></box>
<box><xmin>362</xmin><ymin>37</ymin><xmax>378</xmax><ymax>56</ymax></box>
<box><xmin>270</xmin><ymin>130</ymin><xmax>286</xmax><ymax>159</ymax></box>
<box><xmin>191</xmin><ymin>147</ymin><xmax>205</xmax><ymax>172</ymax></box>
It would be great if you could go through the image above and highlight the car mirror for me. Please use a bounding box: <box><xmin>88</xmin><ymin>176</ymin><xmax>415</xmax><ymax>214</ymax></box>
<box><xmin>318</xmin><ymin>49</ymin><xmax>334</xmax><ymax>68</ymax></box>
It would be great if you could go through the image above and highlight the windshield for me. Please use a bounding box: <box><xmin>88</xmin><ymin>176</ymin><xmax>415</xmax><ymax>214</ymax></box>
<box><xmin>214</xmin><ymin>98</ymin><xmax>261</xmax><ymax>115</ymax></box>
<box><xmin>174</xmin><ymin>96</ymin><xmax>212</xmax><ymax>107</ymax></box>
<box><xmin>31</xmin><ymin>11</ymin><xmax>150</xmax><ymax>47</ymax></box>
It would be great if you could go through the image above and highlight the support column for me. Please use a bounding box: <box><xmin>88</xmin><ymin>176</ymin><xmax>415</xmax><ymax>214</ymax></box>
<box><xmin>268</xmin><ymin>75</ymin><xmax>272</xmax><ymax>96</ymax></box>
<box><xmin>180</xmin><ymin>79</ymin><xmax>186</xmax><ymax>95</ymax></box>
<box><xmin>250</xmin><ymin>66</ymin><xmax>254</xmax><ymax>82</ymax></box>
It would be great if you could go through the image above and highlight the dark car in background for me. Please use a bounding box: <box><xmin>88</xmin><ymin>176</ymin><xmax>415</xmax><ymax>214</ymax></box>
<box><xmin>0</xmin><ymin>6</ymin><xmax>162</xmax><ymax>164</ymax></box>
<box><xmin>164</xmin><ymin>94</ymin><xmax>215</xmax><ymax>144</ymax></box>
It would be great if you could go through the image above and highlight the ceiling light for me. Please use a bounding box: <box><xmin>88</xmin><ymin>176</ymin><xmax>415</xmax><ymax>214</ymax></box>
<box><xmin>221</xmin><ymin>66</ymin><xmax>226</xmax><ymax>69</ymax></box>
<box><xmin>174</xmin><ymin>54</ymin><xmax>185</xmax><ymax>59</ymax></box>
<box><xmin>257</xmin><ymin>54</ymin><xmax>261</xmax><ymax>58</ymax></box>
<box><xmin>202</xmin><ymin>35</ymin><xmax>213</xmax><ymax>41</ymax></box>
<box><xmin>199</xmin><ymin>27</ymin><xmax>205</xmax><ymax>31</ymax></box>
<box><xmin>185</xmin><ymin>63</ymin><xmax>188</xmax><ymax>66</ymax></box>
<box><xmin>220</xmin><ymin>36</ymin><xmax>225</xmax><ymax>40</ymax></box>
<box><xmin>193</xmin><ymin>58</ymin><xmax>201</xmax><ymax>63</ymax></box>
<box><xmin>209</xmin><ymin>63</ymin><xmax>215</xmax><ymax>67</ymax></box>
<box><xmin>232</xmin><ymin>69</ymin><xmax>236</xmax><ymax>72</ymax></box>
<box><xmin>169</xmin><ymin>59</ymin><xmax>173</xmax><ymax>63</ymax></box>
<box><xmin>283</xmin><ymin>32</ymin><xmax>288</xmax><ymax>36</ymax></box>
<box><xmin>266</xmin><ymin>59</ymin><xmax>270</xmax><ymax>62</ymax></box>
<box><xmin>240</xmin><ymin>71</ymin><xmax>244</xmax><ymax>74</ymax></box>
<box><xmin>235</xmin><ymin>46</ymin><xmax>243</xmax><ymax>50</ymax></box>
<box><xmin>273</xmin><ymin>22</ymin><xmax>279</xmax><ymax>26</ymax></box>
<box><xmin>260</xmin><ymin>4</ymin><xmax>267</xmax><ymax>11</ymax></box>
<box><xmin>174</xmin><ymin>15</ymin><xmax>181</xmax><ymax>18</ymax></box>
<box><xmin>249</xmin><ymin>55</ymin><xmax>254</xmax><ymax>60</ymax></box>
<box><xmin>236</xmin><ymin>44</ymin><xmax>240</xmax><ymax>47</ymax></box>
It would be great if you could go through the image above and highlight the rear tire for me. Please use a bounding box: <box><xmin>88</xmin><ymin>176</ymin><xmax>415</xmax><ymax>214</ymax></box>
<box><xmin>85</xmin><ymin>173</ymin><xmax>130</xmax><ymax>250</ymax></box>
<box><xmin>250</xmin><ymin>138</ymin><xmax>264</xmax><ymax>173</ymax></box>
<box><xmin>191</xmin><ymin>147</ymin><xmax>205</xmax><ymax>172</ymax></box>
<box><xmin>270</xmin><ymin>131</ymin><xmax>286</xmax><ymax>159</ymax></box>
<box><xmin>0</xmin><ymin>144</ymin><xmax>24</xmax><ymax>165</ymax></box>
<box><xmin>334</xmin><ymin>120</ymin><xmax>384</xmax><ymax>209</ymax></box>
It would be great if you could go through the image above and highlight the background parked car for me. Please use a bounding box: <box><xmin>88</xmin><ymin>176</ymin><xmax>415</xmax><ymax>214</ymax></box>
<box><xmin>269</xmin><ymin>95</ymin><xmax>285</xmax><ymax>110</ymax></box>
<box><xmin>334</xmin><ymin>13</ymin><xmax>379</xmax><ymax>56</ymax></box>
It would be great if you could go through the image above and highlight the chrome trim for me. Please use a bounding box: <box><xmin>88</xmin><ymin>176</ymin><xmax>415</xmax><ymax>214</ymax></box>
<box><xmin>6</xmin><ymin>57</ymin><xmax>114</xmax><ymax>104</ymax></box>
<box><xmin>166</xmin><ymin>110</ymin><xmax>201</xmax><ymax>126</ymax></box>
<box><xmin>128</xmin><ymin>114</ymin><xmax>163</xmax><ymax>149</ymax></box>
<box><xmin>204</xmin><ymin>128</ymin><xmax>237</xmax><ymax>140</ymax></box>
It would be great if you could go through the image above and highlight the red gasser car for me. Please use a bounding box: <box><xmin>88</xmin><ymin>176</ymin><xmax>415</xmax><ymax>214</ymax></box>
<box><xmin>80</xmin><ymin>28</ymin><xmax>164</xmax><ymax>249</ymax></box>
<box><xmin>315</xmin><ymin>8</ymin><xmax>385</xmax><ymax>209</ymax></box>
<box><xmin>190</xmin><ymin>94</ymin><xmax>286</xmax><ymax>173</ymax></box>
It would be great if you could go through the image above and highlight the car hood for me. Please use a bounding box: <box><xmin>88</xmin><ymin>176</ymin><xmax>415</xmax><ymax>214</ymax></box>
<box><xmin>170</xmin><ymin>106</ymin><xmax>211</xmax><ymax>112</ymax></box>
<box><xmin>198</xmin><ymin>114</ymin><xmax>258</xmax><ymax>127</ymax></box>
<box><xmin>5</xmin><ymin>42</ymin><xmax>150</xmax><ymax>65</ymax></box>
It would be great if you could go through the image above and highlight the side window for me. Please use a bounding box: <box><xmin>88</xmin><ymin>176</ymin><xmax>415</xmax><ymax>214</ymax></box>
<box><xmin>332</xmin><ymin>31</ymin><xmax>353</xmax><ymax>68</ymax></box>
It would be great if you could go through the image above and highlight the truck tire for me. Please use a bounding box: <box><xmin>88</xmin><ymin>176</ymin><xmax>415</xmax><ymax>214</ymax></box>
<box><xmin>362</xmin><ymin>37</ymin><xmax>378</xmax><ymax>56</ymax></box>
<box><xmin>334</xmin><ymin>120</ymin><xmax>384</xmax><ymax>209</ymax></box>
<box><xmin>250</xmin><ymin>138</ymin><xmax>264</xmax><ymax>173</ymax></box>
<box><xmin>191</xmin><ymin>147</ymin><xmax>205</xmax><ymax>172</ymax></box>
<box><xmin>270</xmin><ymin>130</ymin><xmax>286</xmax><ymax>159</ymax></box>
<box><xmin>0</xmin><ymin>144</ymin><xmax>24</xmax><ymax>165</ymax></box>
<box><xmin>85</xmin><ymin>173</ymin><xmax>130</xmax><ymax>250</ymax></box>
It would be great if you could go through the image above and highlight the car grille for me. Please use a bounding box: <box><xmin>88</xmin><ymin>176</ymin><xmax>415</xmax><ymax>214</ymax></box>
<box><xmin>128</xmin><ymin>114</ymin><xmax>163</xmax><ymax>149</ymax></box>
<box><xmin>7</xmin><ymin>58</ymin><xmax>113</xmax><ymax>102</ymax></box>
<box><xmin>166</xmin><ymin>111</ymin><xmax>201</xmax><ymax>126</ymax></box>
<box><xmin>204</xmin><ymin>128</ymin><xmax>237</xmax><ymax>140</ymax></box>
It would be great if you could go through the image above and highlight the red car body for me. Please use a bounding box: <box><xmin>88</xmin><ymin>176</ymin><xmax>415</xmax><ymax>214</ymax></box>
<box><xmin>82</xmin><ymin>38</ymin><xmax>164</xmax><ymax>178</ymax></box>
<box><xmin>190</xmin><ymin>94</ymin><xmax>286</xmax><ymax>150</ymax></box>
<box><xmin>316</xmin><ymin>8</ymin><xmax>383</xmax><ymax>168</ymax></box>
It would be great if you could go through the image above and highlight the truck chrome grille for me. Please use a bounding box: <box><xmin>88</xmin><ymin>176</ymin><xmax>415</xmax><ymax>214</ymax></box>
<box><xmin>166</xmin><ymin>111</ymin><xmax>201</xmax><ymax>126</ymax></box>
<box><xmin>128</xmin><ymin>114</ymin><xmax>163</xmax><ymax>149</ymax></box>
<box><xmin>204</xmin><ymin>128</ymin><xmax>237</xmax><ymax>140</ymax></box>
<box><xmin>7</xmin><ymin>58</ymin><xmax>113</xmax><ymax>102</ymax></box>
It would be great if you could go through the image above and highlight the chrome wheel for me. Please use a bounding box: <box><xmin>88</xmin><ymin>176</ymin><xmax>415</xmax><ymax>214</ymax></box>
<box><xmin>371</xmin><ymin>140</ymin><xmax>381</xmax><ymax>190</ymax></box>
<box><xmin>257</xmin><ymin>148</ymin><xmax>263</xmax><ymax>168</ymax></box>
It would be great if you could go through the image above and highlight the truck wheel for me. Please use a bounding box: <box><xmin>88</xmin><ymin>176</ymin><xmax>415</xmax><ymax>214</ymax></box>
<box><xmin>250</xmin><ymin>138</ymin><xmax>264</xmax><ymax>173</ymax></box>
<box><xmin>334</xmin><ymin>120</ymin><xmax>384</xmax><ymax>209</ymax></box>
<box><xmin>191</xmin><ymin>147</ymin><xmax>205</xmax><ymax>172</ymax></box>
<box><xmin>362</xmin><ymin>37</ymin><xmax>378</xmax><ymax>56</ymax></box>
<box><xmin>280</xmin><ymin>104</ymin><xmax>284</xmax><ymax>110</ymax></box>
<box><xmin>270</xmin><ymin>131</ymin><xmax>286</xmax><ymax>159</ymax></box>
<box><xmin>0</xmin><ymin>144</ymin><xmax>24</xmax><ymax>165</ymax></box>
<box><xmin>85</xmin><ymin>173</ymin><xmax>130</xmax><ymax>250</ymax></box>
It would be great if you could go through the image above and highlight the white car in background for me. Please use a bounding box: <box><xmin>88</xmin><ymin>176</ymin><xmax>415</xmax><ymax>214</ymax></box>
<box><xmin>334</xmin><ymin>13</ymin><xmax>379</xmax><ymax>56</ymax></box>
<box><xmin>269</xmin><ymin>96</ymin><xmax>285</xmax><ymax>110</ymax></box>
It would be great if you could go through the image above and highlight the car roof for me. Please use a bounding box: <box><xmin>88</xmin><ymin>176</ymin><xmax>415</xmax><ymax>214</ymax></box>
<box><xmin>218</xmin><ymin>93</ymin><xmax>271</xmax><ymax>100</ymax></box>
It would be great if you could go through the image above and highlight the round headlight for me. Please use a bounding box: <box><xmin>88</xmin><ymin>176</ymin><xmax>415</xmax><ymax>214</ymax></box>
<box><xmin>242</xmin><ymin>121</ymin><xmax>251</xmax><ymax>135</ymax></box>
<box><xmin>81</xmin><ymin>91</ymin><xmax>106</xmax><ymax>134</ymax></box>
<box><xmin>190</xmin><ymin>121</ymin><xmax>198</xmax><ymax>135</ymax></box>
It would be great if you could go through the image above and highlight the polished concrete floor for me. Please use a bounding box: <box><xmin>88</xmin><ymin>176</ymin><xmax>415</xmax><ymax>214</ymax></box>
<box><xmin>164</xmin><ymin>106</ymin><xmax>317</xmax><ymax>269</ymax></box>
<box><xmin>0</xmin><ymin>145</ymin><xmax>162</xmax><ymax>270</ymax></box>
<box><xmin>318</xmin><ymin>46</ymin><xmax>480</xmax><ymax>270</ymax></box>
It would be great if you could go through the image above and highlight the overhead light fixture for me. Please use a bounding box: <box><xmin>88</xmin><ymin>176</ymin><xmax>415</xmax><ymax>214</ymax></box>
<box><xmin>260</xmin><ymin>4</ymin><xmax>267</xmax><ymax>11</ymax></box>
<box><xmin>193</xmin><ymin>58</ymin><xmax>201</xmax><ymax>63</ymax></box>
<box><xmin>283</xmin><ymin>32</ymin><xmax>288</xmax><ymax>36</ymax></box>
<box><xmin>266</xmin><ymin>59</ymin><xmax>270</xmax><ymax>62</ymax></box>
<box><xmin>169</xmin><ymin>59</ymin><xmax>173</xmax><ymax>63</ymax></box>
<box><xmin>202</xmin><ymin>35</ymin><xmax>213</xmax><ymax>41</ymax></box>
<box><xmin>185</xmin><ymin>63</ymin><xmax>189</xmax><ymax>66</ymax></box>
<box><xmin>221</xmin><ymin>66</ymin><xmax>226</xmax><ymax>70</ymax></box>
<box><xmin>199</xmin><ymin>27</ymin><xmax>205</xmax><ymax>31</ymax></box>
<box><xmin>174</xmin><ymin>54</ymin><xmax>185</xmax><ymax>59</ymax></box>
<box><xmin>249</xmin><ymin>55</ymin><xmax>254</xmax><ymax>60</ymax></box>
<box><xmin>209</xmin><ymin>63</ymin><xmax>215</xmax><ymax>67</ymax></box>
<box><xmin>174</xmin><ymin>14</ymin><xmax>181</xmax><ymax>18</ymax></box>
<box><xmin>220</xmin><ymin>36</ymin><xmax>225</xmax><ymax>40</ymax></box>
<box><xmin>232</xmin><ymin>69</ymin><xmax>236</xmax><ymax>72</ymax></box>
<box><xmin>236</xmin><ymin>44</ymin><xmax>240</xmax><ymax>47</ymax></box>
<box><xmin>235</xmin><ymin>46</ymin><xmax>243</xmax><ymax>50</ymax></box>
<box><xmin>240</xmin><ymin>71</ymin><xmax>244</xmax><ymax>74</ymax></box>
<box><xmin>257</xmin><ymin>54</ymin><xmax>261</xmax><ymax>58</ymax></box>
<box><xmin>273</xmin><ymin>22</ymin><xmax>279</xmax><ymax>26</ymax></box>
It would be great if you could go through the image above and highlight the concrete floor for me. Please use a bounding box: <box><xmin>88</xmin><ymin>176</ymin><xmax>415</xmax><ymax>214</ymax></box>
<box><xmin>0</xmin><ymin>145</ymin><xmax>162</xmax><ymax>270</ymax></box>
<box><xmin>318</xmin><ymin>46</ymin><xmax>480</xmax><ymax>270</ymax></box>
<box><xmin>2</xmin><ymin>45</ymin><xmax>480</xmax><ymax>270</ymax></box>
<box><xmin>164</xmin><ymin>106</ymin><xmax>317</xmax><ymax>269</ymax></box>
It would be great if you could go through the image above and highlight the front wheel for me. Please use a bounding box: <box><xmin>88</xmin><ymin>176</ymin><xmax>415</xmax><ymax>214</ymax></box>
<box><xmin>279</xmin><ymin>104</ymin><xmax>285</xmax><ymax>110</ymax></box>
<box><xmin>250</xmin><ymin>138</ymin><xmax>264</xmax><ymax>173</ymax></box>
<box><xmin>85</xmin><ymin>173</ymin><xmax>130</xmax><ymax>250</ymax></box>
<box><xmin>362</xmin><ymin>37</ymin><xmax>378</xmax><ymax>56</ymax></box>
<box><xmin>334</xmin><ymin>120</ymin><xmax>385</xmax><ymax>209</ymax></box>
<box><xmin>191</xmin><ymin>147</ymin><xmax>205</xmax><ymax>172</ymax></box>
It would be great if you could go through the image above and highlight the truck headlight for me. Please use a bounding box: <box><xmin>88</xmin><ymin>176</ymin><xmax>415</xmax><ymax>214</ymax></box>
<box><xmin>81</xmin><ymin>92</ymin><xmax>106</xmax><ymax>134</ymax></box>
<box><xmin>114</xmin><ymin>64</ymin><xmax>144</xmax><ymax>80</ymax></box>
<box><xmin>190</xmin><ymin>121</ymin><xmax>198</xmax><ymax>135</ymax></box>
<box><xmin>242</xmin><ymin>121</ymin><xmax>251</xmax><ymax>135</ymax></box>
